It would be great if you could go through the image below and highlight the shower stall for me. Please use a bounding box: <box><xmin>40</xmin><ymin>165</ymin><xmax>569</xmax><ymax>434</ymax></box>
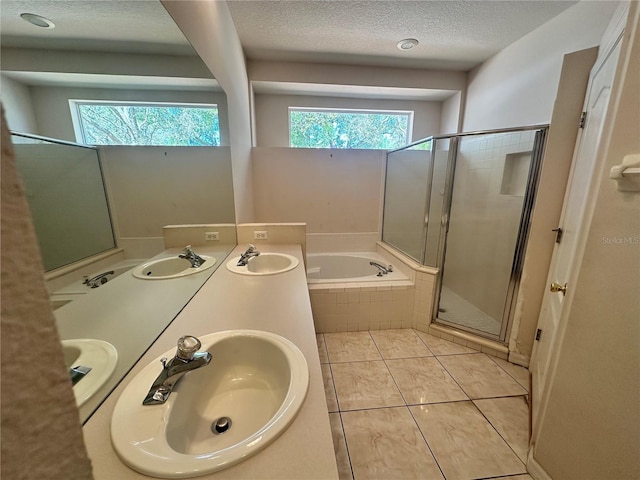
<box><xmin>382</xmin><ymin>126</ymin><xmax>548</xmax><ymax>342</ymax></box>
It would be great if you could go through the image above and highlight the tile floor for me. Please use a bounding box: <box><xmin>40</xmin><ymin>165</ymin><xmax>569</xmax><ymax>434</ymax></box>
<box><xmin>317</xmin><ymin>329</ymin><xmax>533</xmax><ymax>480</ymax></box>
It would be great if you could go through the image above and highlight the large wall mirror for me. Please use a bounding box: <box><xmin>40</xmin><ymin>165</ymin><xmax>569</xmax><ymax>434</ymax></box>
<box><xmin>1</xmin><ymin>0</ymin><xmax>236</xmax><ymax>423</ymax></box>
<box><xmin>11</xmin><ymin>133</ymin><xmax>116</xmax><ymax>271</ymax></box>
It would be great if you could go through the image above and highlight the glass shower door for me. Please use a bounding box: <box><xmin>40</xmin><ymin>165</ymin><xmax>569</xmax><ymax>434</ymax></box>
<box><xmin>436</xmin><ymin>129</ymin><xmax>542</xmax><ymax>340</ymax></box>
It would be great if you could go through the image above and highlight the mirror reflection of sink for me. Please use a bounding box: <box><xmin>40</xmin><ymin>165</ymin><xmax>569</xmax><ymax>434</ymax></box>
<box><xmin>111</xmin><ymin>330</ymin><xmax>309</xmax><ymax>478</ymax></box>
<box><xmin>61</xmin><ymin>339</ymin><xmax>118</xmax><ymax>407</ymax></box>
<box><xmin>226</xmin><ymin>253</ymin><xmax>299</xmax><ymax>276</ymax></box>
<box><xmin>132</xmin><ymin>255</ymin><xmax>216</xmax><ymax>280</ymax></box>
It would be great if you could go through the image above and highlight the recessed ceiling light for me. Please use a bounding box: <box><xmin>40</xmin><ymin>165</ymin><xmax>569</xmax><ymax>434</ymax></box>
<box><xmin>20</xmin><ymin>13</ymin><xmax>55</xmax><ymax>29</ymax></box>
<box><xmin>397</xmin><ymin>38</ymin><xmax>419</xmax><ymax>51</ymax></box>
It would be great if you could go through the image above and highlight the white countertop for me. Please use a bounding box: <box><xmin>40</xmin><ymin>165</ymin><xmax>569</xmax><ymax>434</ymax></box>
<box><xmin>55</xmin><ymin>244</ymin><xmax>233</xmax><ymax>422</ymax></box>
<box><xmin>82</xmin><ymin>244</ymin><xmax>339</xmax><ymax>480</ymax></box>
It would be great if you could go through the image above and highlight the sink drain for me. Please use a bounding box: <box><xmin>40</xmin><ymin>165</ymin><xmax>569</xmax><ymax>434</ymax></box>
<box><xmin>211</xmin><ymin>416</ymin><xmax>232</xmax><ymax>435</ymax></box>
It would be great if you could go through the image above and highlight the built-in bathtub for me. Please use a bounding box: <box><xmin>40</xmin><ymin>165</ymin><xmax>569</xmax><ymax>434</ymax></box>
<box><xmin>306</xmin><ymin>252</ymin><xmax>414</xmax><ymax>333</ymax></box>
<box><xmin>307</xmin><ymin>252</ymin><xmax>408</xmax><ymax>283</ymax></box>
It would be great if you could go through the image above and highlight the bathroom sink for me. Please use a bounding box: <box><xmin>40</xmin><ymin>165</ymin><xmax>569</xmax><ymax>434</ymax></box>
<box><xmin>61</xmin><ymin>339</ymin><xmax>118</xmax><ymax>407</ymax></box>
<box><xmin>132</xmin><ymin>255</ymin><xmax>216</xmax><ymax>280</ymax></box>
<box><xmin>111</xmin><ymin>330</ymin><xmax>309</xmax><ymax>478</ymax></box>
<box><xmin>226</xmin><ymin>253</ymin><xmax>299</xmax><ymax>276</ymax></box>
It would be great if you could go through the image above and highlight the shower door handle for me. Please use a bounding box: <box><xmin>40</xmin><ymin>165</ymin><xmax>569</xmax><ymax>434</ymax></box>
<box><xmin>550</xmin><ymin>282</ymin><xmax>567</xmax><ymax>296</ymax></box>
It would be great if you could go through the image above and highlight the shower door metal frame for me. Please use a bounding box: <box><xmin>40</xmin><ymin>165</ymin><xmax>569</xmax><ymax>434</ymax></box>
<box><xmin>431</xmin><ymin>125</ymin><xmax>549</xmax><ymax>343</ymax></box>
<box><xmin>382</xmin><ymin>138</ymin><xmax>435</xmax><ymax>265</ymax></box>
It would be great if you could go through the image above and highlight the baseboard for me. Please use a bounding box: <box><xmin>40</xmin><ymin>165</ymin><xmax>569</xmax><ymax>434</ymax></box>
<box><xmin>527</xmin><ymin>447</ymin><xmax>553</xmax><ymax>480</ymax></box>
<box><xmin>508</xmin><ymin>351</ymin><xmax>531</xmax><ymax>368</ymax></box>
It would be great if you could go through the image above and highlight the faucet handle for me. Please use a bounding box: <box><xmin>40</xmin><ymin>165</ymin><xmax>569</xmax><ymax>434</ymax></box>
<box><xmin>247</xmin><ymin>243</ymin><xmax>256</xmax><ymax>252</ymax></box>
<box><xmin>176</xmin><ymin>335</ymin><xmax>202</xmax><ymax>360</ymax></box>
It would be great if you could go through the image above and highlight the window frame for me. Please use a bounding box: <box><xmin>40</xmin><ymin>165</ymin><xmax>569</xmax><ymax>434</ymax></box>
<box><xmin>288</xmin><ymin>106</ymin><xmax>414</xmax><ymax>150</ymax></box>
<box><xmin>69</xmin><ymin>99</ymin><xmax>220</xmax><ymax>146</ymax></box>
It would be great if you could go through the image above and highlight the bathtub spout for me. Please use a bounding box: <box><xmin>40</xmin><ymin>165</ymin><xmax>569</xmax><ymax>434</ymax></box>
<box><xmin>370</xmin><ymin>261</ymin><xmax>393</xmax><ymax>276</ymax></box>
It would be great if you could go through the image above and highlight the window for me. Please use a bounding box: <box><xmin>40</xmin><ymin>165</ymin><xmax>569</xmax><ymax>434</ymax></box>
<box><xmin>289</xmin><ymin>108</ymin><xmax>412</xmax><ymax>149</ymax></box>
<box><xmin>71</xmin><ymin>101</ymin><xmax>220</xmax><ymax>146</ymax></box>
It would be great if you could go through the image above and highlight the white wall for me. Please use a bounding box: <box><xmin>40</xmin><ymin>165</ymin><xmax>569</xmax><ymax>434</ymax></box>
<box><xmin>100</xmin><ymin>146</ymin><xmax>234</xmax><ymax>258</ymax></box>
<box><xmin>252</xmin><ymin>147</ymin><xmax>385</xmax><ymax>234</ymax></box>
<box><xmin>1</xmin><ymin>47</ymin><xmax>213</xmax><ymax>80</ymax></box>
<box><xmin>440</xmin><ymin>91</ymin><xmax>463</xmax><ymax>135</ymax></box>
<box><xmin>463</xmin><ymin>1</ymin><xmax>620</xmax><ymax>131</ymax></box>
<box><xmin>0</xmin><ymin>74</ymin><xmax>38</xmax><ymax>133</ymax></box>
<box><xmin>28</xmin><ymin>85</ymin><xmax>228</xmax><ymax>144</ymax></box>
<box><xmin>255</xmin><ymin>94</ymin><xmax>442</xmax><ymax>147</ymax></box>
<box><xmin>249</xmin><ymin>60</ymin><xmax>467</xmax><ymax>92</ymax></box>
<box><xmin>162</xmin><ymin>0</ymin><xmax>255</xmax><ymax>223</ymax></box>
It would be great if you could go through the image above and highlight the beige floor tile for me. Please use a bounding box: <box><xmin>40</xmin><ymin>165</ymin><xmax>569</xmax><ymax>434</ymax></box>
<box><xmin>438</xmin><ymin>354</ymin><xmax>528</xmax><ymax>399</ymax></box>
<box><xmin>317</xmin><ymin>334</ymin><xmax>329</xmax><ymax>363</ymax></box>
<box><xmin>329</xmin><ymin>413</ymin><xmax>353</xmax><ymax>480</ymax></box>
<box><xmin>369</xmin><ymin>329</ymin><xmax>433</xmax><ymax>359</ymax></box>
<box><xmin>411</xmin><ymin>401</ymin><xmax>526</xmax><ymax>480</ymax></box>
<box><xmin>331</xmin><ymin>361</ymin><xmax>404</xmax><ymax>411</ymax></box>
<box><xmin>415</xmin><ymin>331</ymin><xmax>477</xmax><ymax>355</ymax></box>
<box><xmin>489</xmin><ymin>356</ymin><xmax>530</xmax><ymax>391</ymax></box>
<box><xmin>473</xmin><ymin>396</ymin><xmax>530</xmax><ymax>462</ymax></box>
<box><xmin>322</xmin><ymin>364</ymin><xmax>339</xmax><ymax>412</ymax></box>
<box><xmin>386</xmin><ymin>357</ymin><xmax>468</xmax><ymax>405</ymax></box>
<box><xmin>324</xmin><ymin>331</ymin><xmax>382</xmax><ymax>363</ymax></box>
<box><xmin>342</xmin><ymin>407</ymin><xmax>444</xmax><ymax>480</ymax></box>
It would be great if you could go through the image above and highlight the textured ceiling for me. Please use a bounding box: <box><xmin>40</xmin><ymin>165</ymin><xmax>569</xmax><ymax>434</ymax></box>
<box><xmin>0</xmin><ymin>0</ymin><xmax>578</xmax><ymax>97</ymax></box>
<box><xmin>0</xmin><ymin>0</ymin><xmax>194</xmax><ymax>55</ymax></box>
<box><xmin>1</xmin><ymin>1</ymin><xmax>578</xmax><ymax>70</ymax></box>
<box><xmin>227</xmin><ymin>0</ymin><xmax>578</xmax><ymax>70</ymax></box>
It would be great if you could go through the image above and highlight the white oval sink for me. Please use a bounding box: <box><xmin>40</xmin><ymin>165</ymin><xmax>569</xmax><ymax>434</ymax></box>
<box><xmin>62</xmin><ymin>339</ymin><xmax>118</xmax><ymax>407</ymax></box>
<box><xmin>226</xmin><ymin>253</ymin><xmax>299</xmax><ymax>276</ymax></box>
<box><xmin>132</xmin><ymin>255</ymin><xmax>216</xmax><ymax>280</ymax></box>
<box><xmin>111</xmin><ymin>330</ymin><xmax>309</xmax><ymax>478</ymax></box>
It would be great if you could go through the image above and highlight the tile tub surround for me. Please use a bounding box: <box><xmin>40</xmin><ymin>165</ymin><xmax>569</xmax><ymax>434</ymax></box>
<box><xmin>310</xmin><ymin>282</ymin><xmax>415</xmax><ymax>333</ymax></box>
<box><xmin>319</xmin><ymin>329</ymin><xmax>531</xmax><ymax>480</ymax></box>
<box><xmin>82</xmin><ymin>244</ymin><xmax>339</xmax><ymax>479</ymax></box>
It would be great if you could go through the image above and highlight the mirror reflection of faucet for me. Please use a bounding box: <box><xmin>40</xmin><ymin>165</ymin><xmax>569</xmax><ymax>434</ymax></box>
<box><xmin>83</xmin><ymin>270</ymin><xmax>115</xmax><ymax>288</ymax></box>
<box><xmin>237</xmin><ymin>244</ymin><xmax>261</xmax><ymax>266</ymax></box>
<box><xmin>179</xmin><ymin>245</ymin><xmax>206</xmax><ymax>268</ymax></box>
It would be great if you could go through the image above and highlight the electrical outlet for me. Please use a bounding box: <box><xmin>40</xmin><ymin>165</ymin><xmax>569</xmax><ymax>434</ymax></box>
<box><xmin>254</xmin><ymin>230</ymin><xmax>268</xmax><ymax>240</ymax></box>
<box><xmin>205</xmin><ymin>231</ymin><xmax>219</xmax><ymax>241</ymax></box>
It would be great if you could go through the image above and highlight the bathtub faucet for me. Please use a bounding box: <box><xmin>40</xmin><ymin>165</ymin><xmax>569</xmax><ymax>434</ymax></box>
<box><xmin>143</xmin><ymin>335</ymin><xmax>212</xmax><ymax>405</ymax></box>
<box><xmin>370</xmin><ymin>261</ymin><xmax>393</xmax><ymax>276</ymax></box>
<box><xmin>179</xmin><ymin>245</ymin><xmax>205</xmax><ymax>268</ymax></box>
<box><xmin>237</xmin><ymin>244</ymin><xmax>260</xmax><ymax>266</ymax></box>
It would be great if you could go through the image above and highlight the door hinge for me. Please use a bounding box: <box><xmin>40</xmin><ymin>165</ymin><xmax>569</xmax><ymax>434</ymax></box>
<box><xmin>535</xmin><ymin>329</ymin><xmax>543</xmax><ymax>341</ymax></box>
<box><xmin>552</xmin><ymin>227</ymin><xmax>563</xmax><ymax>243</ymax></box>
<box><xmin>579</xmin><ymin>111</ymin><xmax>587</xmax><ymax>128</ymax></box>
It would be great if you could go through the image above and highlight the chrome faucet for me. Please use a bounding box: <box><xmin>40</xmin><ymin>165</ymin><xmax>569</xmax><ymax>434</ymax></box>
<box><xmin>179</xmin><ymin>245</ymin><xmax>205</xmax><ymax>268</ymax></box>
<box><xmin>142</xmin><ymin>335</ymin><xmax>212</xmax><ymax>405</ymax></box>
<box><xmin>370</xmin><ymin>261</ymin><xmax>393</xmax><ymax>276</ymax></box>
<box><xmin>237</xmin><ymin>244</ymin><xmax>260</xmax><ymax>266</ymax></box>
<box><xmin>83</xmin><ymin>270</ymin><xmax>115</xmax><ymax>288</ymax></box>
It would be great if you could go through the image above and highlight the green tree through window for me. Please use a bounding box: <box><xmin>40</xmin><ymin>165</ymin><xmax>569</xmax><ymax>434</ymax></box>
<box><xmin>75</xmin><ymin>103</ymin><xmax>220</xmax><ymax>146</ymax></box>
<box><xmin>289</xmin><ymin>109</ymin><xmax>412</xmax><ymax>149</ymax></box>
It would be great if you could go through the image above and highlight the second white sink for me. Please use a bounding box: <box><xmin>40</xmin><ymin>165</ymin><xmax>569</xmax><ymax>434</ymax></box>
<box><xmin>111</xmin><ymin>330</ymin><xmax>309</xmax><ymax>478</ymax></box>
<box><xmin>226</xmin><ymin>253</ymin><xmax>299</xmax><ymax>276</ymax></box>
<box><xmin>133</xmin><ymin>255</ymin><xmax>217</xmax><ymax>280</ymax></box>
<box><xmin>62</xmin><ymin>339</ymin><xmax>118</xmax><ymax>407</ymax></box>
